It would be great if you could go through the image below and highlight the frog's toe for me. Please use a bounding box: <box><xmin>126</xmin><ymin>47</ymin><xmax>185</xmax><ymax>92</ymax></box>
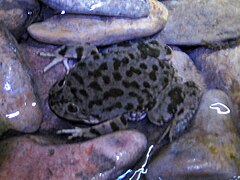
<box><xmin>43</xmin><ymin>56</ymin><xmax>66</xmax><ymax>73</ymax></box>
<box><xmin>57</xmin><ymin>127</ymin><xmax>83</xmax><ymax>140</ymax></box>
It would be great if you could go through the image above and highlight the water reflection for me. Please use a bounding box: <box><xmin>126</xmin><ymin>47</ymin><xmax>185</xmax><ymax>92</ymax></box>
<box><xmin>209</xmin><ymin>102</ymin><xmax>230</xmax><ymax>115</ymax></box>
<box><xmin>4</xmin><ymin>82</ymin><xmax>11</xmax><ymax>91</ymax></box>
<box><xmin>60</xmin><ymin>10</ymin><xmax>66</xmax><ymax>15</ymax></box>
<box><xmin>117</xmin><ymin>145</ymin><xmax>154</xmax><ymax>180</ymax></box>
<box><xmin>5</xmin><ymin>111</ymin><xmax>20</xmax><ymax>119</ymax></box>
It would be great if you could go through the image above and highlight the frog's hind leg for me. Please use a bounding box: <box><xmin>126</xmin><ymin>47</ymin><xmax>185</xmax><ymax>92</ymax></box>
<box><xmin>57</xmin><ymin>116</ymin><xmax>128</xmax><ymax>140</ymax></box>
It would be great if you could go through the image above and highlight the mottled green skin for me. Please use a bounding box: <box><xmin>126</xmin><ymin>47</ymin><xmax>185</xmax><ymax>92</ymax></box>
<box><xmin>48</xmin><ymin>40</ymin><xmax>200</xmax><ymax>136</ymax></box>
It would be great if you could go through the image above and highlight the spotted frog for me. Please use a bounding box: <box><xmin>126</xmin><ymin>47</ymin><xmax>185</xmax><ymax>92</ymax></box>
<box><xmin>47</xmin><ymin>40</ymin><xmax>201</xmax><ymax>139</ymax></box>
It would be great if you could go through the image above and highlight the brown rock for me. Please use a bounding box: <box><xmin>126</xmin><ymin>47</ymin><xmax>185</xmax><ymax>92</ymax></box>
<box><xmin>0</xmin><ymin>130</ymin><xmax>147</xmax><ymax>180</ymax></box>
<box><xmin>146</xmin><ymin>90</ymin><xmax>240</xmax><ymax>179</ymax></box>
<box><xmin>27</xmin><ymin>0</ymin><xmax>168</xmax><ymax>46</ymax></box>
<box><xmin>0</xmin><ymin>0</ymin><xmax>40</xmax><ymax>39</ymax></box>
<box><xmin>0</xmin><ymin>24</ymin><xmax>42</xmax><ymax>136</ymax></box>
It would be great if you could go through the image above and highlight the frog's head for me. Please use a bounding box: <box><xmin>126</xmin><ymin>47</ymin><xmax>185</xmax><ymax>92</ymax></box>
<box><xmin>48</xmin><ymin>78</ymin><xmax>99</xmax><ymax>123</ymax></box>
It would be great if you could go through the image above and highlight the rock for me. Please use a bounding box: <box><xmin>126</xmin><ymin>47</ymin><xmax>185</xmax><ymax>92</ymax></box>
<box><xmin>154</xmin><ymin>0</ymin><xmax>240</xmax><ymax>45</ymax></box>
<box><xmin>40</xmin><ymin>0</ymin><xmax>150</xmax><ymax>18</ymax></box>
<box><xmin>171</xmin><ymin>49</ymin><xmax>206</xmax><ymax>91</ymax></box>
<box><xmin>0</xmin><ymin>130</ymin><xmax>147</xmax><ymax>179</ymax></box>
<box><xmin>27</xmin><ymin>0</ymin><xmax>168</xmax><ymax>46</ymax></box>
<box><xmin>0</xmin><ymin>24</ymin><xmax>42</xmax><ymax>136</ymax></box>
<box><xmin>0</xmin><ymin>0</ymin><xmax>40</xmax><ymax>39</ymax></box>
<box><xmin>146</xmin><ymin>90</ymin><xmax>240</xmax><ymax>179</ymax></box>
<box><xmin>189</xmin><ymin>45</ymin><xmax>240</xmax><ymax>92</ymax></box>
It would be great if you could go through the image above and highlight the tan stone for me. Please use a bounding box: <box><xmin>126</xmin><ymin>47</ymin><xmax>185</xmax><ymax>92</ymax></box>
<box><xmin>28</xmin><ymin>0</ymin><xmax>168</xmax><ymax>46</ymax></box>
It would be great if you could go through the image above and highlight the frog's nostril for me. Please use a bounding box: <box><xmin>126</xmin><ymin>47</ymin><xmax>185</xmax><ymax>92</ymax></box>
<box><xmin>67</xmin><ymin>103</ymin><xmax>78</xmax><ymax>113</ymax></box>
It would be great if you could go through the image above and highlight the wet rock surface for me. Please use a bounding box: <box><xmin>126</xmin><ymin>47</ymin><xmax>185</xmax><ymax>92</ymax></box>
<box><xmin>0</xmin><ymin>25</ymin><xmax>42</xmax><ymax>136</ymax></box>
<box><xmin>40</xmin><ymin>0</ymin><xmax>150</xmax><ymax>18</ymax></box>
<box><xmin>155</xmin><ymin>0</ymin><xmax>240</xmax><ymax>45</ymax></box>
<box><xmin>189</xmin><ymin>45</ymin><xmax>240</xmax><ymax>92</ymax></box>
<box><xmin>27</xmin><ymin>0</ymin><xmax>168</xmax><ymax>46</ymax></box>
<box><xmin>0</xmin><ymin>130</ymin><xmax>147</xmax><ymax>180</ymax></box>
<box><xmin>146</xmin><ymin>90</ymin><xmax>240</xmax><ymax>179</ymax></box>
<box><xmin>0</xmin><ymin>0</ymin><xmax>40</xmax><ymax>39</ymax></box>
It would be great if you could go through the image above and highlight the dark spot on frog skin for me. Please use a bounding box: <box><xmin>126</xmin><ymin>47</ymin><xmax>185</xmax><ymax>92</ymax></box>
<box><xmin>88</xmin><ymin>70</ymin><xmax>102</xmax><ymax>77</ymax></box>
<box><xmin>163</xmin><ymin>77</ymin><xmax>169</xmax><ymax>88</ymax></box>
<box><xmin>122</xmin><ymin>57</ymin><xmax>129</xmax><ymax>64</ymax></box>
<box><xmin>140</xmin><ymin>63</ymin><xmax>148</xmax><ymax>69</ymax></box>
<box><xmin>149</xmin><ymin>71</ymin><xmax>157</xmax><ymax>81</ymax></box>
<box><xmin>128</xmin><ymin>91</ymin><xmax>138</xmax><ymax>97</ymax></box>
<box><xmin>110</xmin><ymin>121</ymin><xmax>120</xmax><ymax>131</ymax></box>
<box><xmin>103</xmin><ymin>102</ymin><xmax>123</xmax><ymax>111</ymax></box>
<box><xmin>113</xmin><ymin>58</ymin><xmax>121</xmax><ymax>70</ymax></box>
<box><xmin>167</xmin><ymin>87</ymin><xmax>185</xmax><ymax>115</ymax></box>
<box><xmin>79</xmin><ymin>89</ymin><xmax>89</xmax><ymax>97</ymax></box>
<box><xmin>98</xmin><ymin>62</ymin><xmax>108</xmax><ymax>71</ymax></box>
<box><xmin>122</xmin><ymin>80</ymin><xmax>140</xmax><ymax>89</ymax></box>
<box><xmin>59</xmin><ymin>46</ymin><xmax>68</xmax><ymax>56</ymax></box>
<box><xmin>65</xmin><ymin>80</ymin><xmax>72</xmax><ymax>86</ymax></box>
<box><xmin>88</xmin><ymin>81</ymin><xmax>103</xmax><ymax>91</ymax></box>
<box><xmin>91</xmin><ymin>50</ymin><xmax>100</xmax><ymax>60</ymax></box>
<box><xmin>126</xmin><ymin>70</ymin><xmax>133</xmax><ymax>77</ymax></box>
<box><xmin>143</xmin><ymin>81</ymin><xmax>151</xmax><ymax>88</ymax></box>
<box><xmin>102</xmin><ymin>75</ymin><xmax>110</xmax><ymax>84</ymax></box>
<box><xmin>103</xmin><ymin>88</ymin><xmax>124</xmax><ymax>99</ymax></box>
<box><xmin>112</xmin><ymin>72</ymin><xmax>122</xmax><ymax>81</ymax></box>
<box><xmin>71</xmin><ymin>72</ymin><xmax>84</xmax><ymax>85</ymax></box>
<box><xmin>90</xmin><ymin>128</ymin><xmax>101</xmax><ymax>136</ymax></box>
<box><xmin>130</xmin><ymin>67</ymin><xmax>142</xmax><ymax>75</ymax></box>
<box><xmin>152</xmin><ymin>64</ymin><xmax>159</xmax><ymax>71</ymax></box>
<box><xmin>124</xmin><ymin>103</ymin><xmax>134</xmax><ymax>110</ymax></box>
<box><xmin>76</xmin><ymin>46</ymin><xmax>83</xmax><ymax>59</ymax></box>
<box><xmin>128</xmin><ymin>53</ymin><xmax>135</xmax><ymax>59</ymax></box>
<box><xmin>77</xmin><ymin>62</ymin><xmax>86</xmax><ymax>68</ymax></box>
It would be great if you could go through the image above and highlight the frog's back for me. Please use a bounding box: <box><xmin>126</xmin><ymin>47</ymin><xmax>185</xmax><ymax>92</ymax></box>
<box><xmin>49</xmin><ymin>41</ymin><xmax>174</xmax><ymax>123</ymax></box>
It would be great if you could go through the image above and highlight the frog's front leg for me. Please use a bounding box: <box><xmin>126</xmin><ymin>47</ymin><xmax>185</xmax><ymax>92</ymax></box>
<box><xmin>39</xmin><ymin>45</ymin><xmax>70</xmax><ymax>73</ymax></box>
<box><xmin>57</xmin><ymin>116</ymin><xmax>128</xmax><ymax>140</ymax></box>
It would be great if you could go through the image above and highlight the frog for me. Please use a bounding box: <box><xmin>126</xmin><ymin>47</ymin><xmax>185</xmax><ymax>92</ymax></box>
<box><xmin>46</xmin><ymin>40</ymin><xmax>201</xmax><ymax>140</ymax></box>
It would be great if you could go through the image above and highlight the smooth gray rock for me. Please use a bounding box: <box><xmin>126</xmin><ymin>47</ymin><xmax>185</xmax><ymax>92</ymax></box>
<box><xmin>0</xmin><ymin>24</ymin><xmax>42</xmax><ymax>136</ymax></box>
<box><xmin>40</xmin><ymin>0</ymin><xmax>150</xmax><ymax>18</ymax></box>
<box><xmin>0</xmin><ymin>0</ymin><xmax>40</xmax><ymax>39</ymax></box>
<box><xmin>155</xmin><ymin>0</ymin><xmax>240</xmax><ymax>45</ymax></box>
<box><xmin>146</xmin><ymin>90</ymin><xmax>240</xmax><ymax>179</ymax></box>
<box><xmin>0</xmin><ymin>130</ymin><xmax>147</xmax><ymax>179</ymax></box>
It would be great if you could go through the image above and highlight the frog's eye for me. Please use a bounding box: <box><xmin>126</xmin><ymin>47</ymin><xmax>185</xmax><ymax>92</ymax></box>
<box><xmin>66</xmin><ymin>103</ymin><xmax>79</xmax><ymax>113</ymax></box>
